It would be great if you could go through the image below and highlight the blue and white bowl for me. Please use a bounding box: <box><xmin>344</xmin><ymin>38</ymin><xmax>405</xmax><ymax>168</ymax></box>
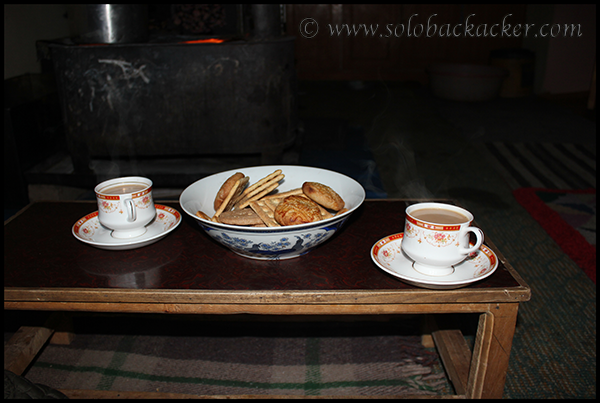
<box><xmin>179</xmin><ymin>165</ymin><xmax>366</xmax><ymax>260</ymax></box>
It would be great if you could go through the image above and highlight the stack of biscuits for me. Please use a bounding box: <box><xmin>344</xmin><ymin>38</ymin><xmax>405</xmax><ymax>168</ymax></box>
<box><xmin>195</xmin><ymin>169</ymin><xmax>348</xmax><ymax>227</ymax></box>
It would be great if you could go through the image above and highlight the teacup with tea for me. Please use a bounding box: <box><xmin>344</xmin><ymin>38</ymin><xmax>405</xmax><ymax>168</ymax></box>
<box><xmin>402</xmin><ymin>202</ymin><xmax>484</xmax><ymax>276</ymax></box>
<box><xmin>94</xmin><ymin>176</ymin><xmax>156</xmax><ymax>239</ymax></box>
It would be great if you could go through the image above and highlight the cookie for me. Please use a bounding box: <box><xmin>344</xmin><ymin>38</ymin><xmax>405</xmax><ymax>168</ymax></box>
<box><xmin>274</xmin><ymin>195</ymin><xmax>323</xmax><ymax>226</ymax></box>
<box><xmin>243</xmin><ymin>169</ymin><xmax>282</xmax><ymax>196</ymax></box>
<box><xmin>223</xmin><ymin>176</ymin><xmax>249</xmax><ymax>212</ymax></box>
<box><xmin>302</xmin><ymin>182</ymin><xmax>345</xmax><ymax>211</ymax></box>
<box><xmin>234</xmin><ymin>172</ymin><xmax>284</xmax><ymax>210</ymax></box>
<box><xmin>298</xmin><ymin>194</ymin><xmax>334</xmax><ymax>220</ymax></box>
<box><xmin>249</xmin><ymin>199</ymin><xmax>281</xmax><ymax>227</ymax></box>
<box><xmin>214</xmin><ymin>176</ymin><xmax>248</xmax><ymax>218</ymax></box>
<box><xmin>218</xmin><ymin>208</ymin><xmax>264</xmax><ymax>226</ymax></box>
<box><xmin>231</xmin><ymin>170</ymin><xmax>282</xmax><ymax>207</ymax></box>
<box><xmin>195</xmin><ymin>210</ymin><xmax>211</xmax><ymax>220</ymax></box>
<box><xmin>335</xmin><ymin>208</ymin><xmax>349</xmax><ymax>216</ymax></box>
<box><xmin>262</xmin><ymin>187</ymin><xmax>303</xmax><ymax>199</ymax></box>
<box><xmin>214</xmin><ymin>172</ymin><xmax>245</xmax><ymax>211</ymax></box>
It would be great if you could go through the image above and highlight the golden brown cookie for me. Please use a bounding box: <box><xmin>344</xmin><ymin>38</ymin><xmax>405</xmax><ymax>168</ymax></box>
<box><xmin>274</xmin><ymin>195</ymin><xmax>323</xmax><ymax>226</ymax></box>
<box><xmin>302</xmin><ymin>182</ymin><xmax>345</xmax><ymax>211</ymax></box>
<box><xmin>335</xmin><ymin>208</ymin><xmax>349</xmax><ymax>216</ymax></box>
<box><xmin>222</xmin><ymin>176</ymin><xmax>249</xmax><ymax>212</ymax></box>
<box><xmin>249</xmin><ymin>199</ymin><xmax>281</xmax><ymax>227</ymax></box>
<box><xmin>214</xmin><ymin>176</ymin><xmax>248</xmax><ymax>218</ymax></box>
<box><xmin>262</xmin><ymin>187</ymin><xmax>303</xmax><ymax>199</ymax></box>
<box><xmin>218</xmin><ymin>208</ymin><xmax>264</xmax><ymax>226</ymax></box>
<box><xmin>195</xmin><ymin>210</ymin><xmax>211</xmax><ymax>220</ymax></box>
<box><xmin>233</xmin><ymin>172</ymin><xmax>284</xmax><ymax>210</ymax></box>
<box><xmin>214</xmin><ymin>172</ymin><xmax>245</xmax><ymax>211</ymax></box>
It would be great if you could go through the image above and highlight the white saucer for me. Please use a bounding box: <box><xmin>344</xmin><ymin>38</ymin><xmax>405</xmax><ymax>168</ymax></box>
<box><xmin>370</xmin><ymin>233</ymin><xmax>498</xmax><ymax>290</ymax></box>
<box><xmin>72</xmin><ymin>205</ymin><xmax>182</xmax><ymax>251</ymax></box>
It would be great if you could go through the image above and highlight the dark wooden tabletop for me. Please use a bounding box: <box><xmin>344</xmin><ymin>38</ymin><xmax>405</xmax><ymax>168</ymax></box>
<box><xmin>4</xmin><ymin>200</ymin><xmax>529</xmax><ymax>301</ymax></box>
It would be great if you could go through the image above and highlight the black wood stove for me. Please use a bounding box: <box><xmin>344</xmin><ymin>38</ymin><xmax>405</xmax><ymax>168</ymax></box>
<box><xmin>37</xmin><ymin>5</ymin><xmax>298</xmax><ymax>188</ymax></box>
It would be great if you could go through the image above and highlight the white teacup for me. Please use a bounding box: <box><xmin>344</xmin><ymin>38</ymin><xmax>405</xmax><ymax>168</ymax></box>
<box><xmin>402</xmin><ymin>202</ymin><xmax>484</xmax><ymax>276</ymax></box>
<box><xmin>94</xmin><ymin>176</ymin><xmax>156</xmax><ymax>239</ymax></box>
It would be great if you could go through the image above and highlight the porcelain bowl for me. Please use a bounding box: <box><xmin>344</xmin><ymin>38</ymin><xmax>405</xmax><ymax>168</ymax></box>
<box><xmin>179</xmin><ymin>165</ymin><xmax>366</xmax><ymax>260</ymax></box>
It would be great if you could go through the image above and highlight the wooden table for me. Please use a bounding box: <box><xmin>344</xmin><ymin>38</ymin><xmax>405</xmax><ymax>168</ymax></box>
<box><xmin>4</xmin><ymin>200</ymin><xmax>530</xmax><ymax>399</ymax></box>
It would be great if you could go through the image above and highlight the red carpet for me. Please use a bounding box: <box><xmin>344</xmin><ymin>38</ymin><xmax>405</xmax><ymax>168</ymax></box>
<box><xmin>513</xmin><ymin>188</ymin><xmax>596</xmax><ymax>284</ymax></box>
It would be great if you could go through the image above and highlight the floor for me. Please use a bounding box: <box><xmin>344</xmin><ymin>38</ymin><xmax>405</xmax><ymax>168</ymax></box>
<box><xmin>6</xmin><ymin>80</ymin><xmax>596</xmax><ymax>218</ymax></box>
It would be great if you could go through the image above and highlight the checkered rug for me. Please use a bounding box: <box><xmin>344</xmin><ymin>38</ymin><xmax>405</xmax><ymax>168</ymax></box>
<box><xmin>513</xmin><ymin>188</ymin><xmax>596</xmax><ymax>284</ymax></box>
<box><xmin>14</xmin><ymin>315</ymin><xmax>452</xmax><ymax>397</ymax></box>
<box><xmin>483</xmin><ymin>141</ymin><xmax>596</xmax><ymax>283</ymax></box>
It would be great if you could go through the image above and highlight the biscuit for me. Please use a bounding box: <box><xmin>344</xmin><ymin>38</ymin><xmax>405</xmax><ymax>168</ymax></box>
<box><xmin>214</xmin><ymin>176</ymin><xmax>248</xmax><ymax>218</ymax></box>
<box><xmin>234</xmin><ymin>174</ymin><xmax>284</xmax><ymax>210</ymax></box>
<box><xmin>262</xmin><ymin>187</ymin><xmax>303</xmax><ymax>199</ymax></box>
<box><xmin>262</xmin><ymin>197</ymin><xmax>282</xmax><ymax>213</ymax></box>
<box><xmin>218</xmin><ymin>208</ymin><xmax>264</xmax><ymax>226</ymax></box>
<box><xmin>302</xmin><ymin>182</ymin><xmax>345</xmax><ymax>211</ymax></box>
<box><xmin>195</xmin><ymin>210</ymin><xmax>211</xmax><ymax>220</ymax></box>
<box><xmin>223</xmin><ymin>176</ymin><xmax>249</xmax><ymax>212</ymax></box>
<box><xmin>262</xmin><ymin>194</ymin><xmax>331</xmax><ymax>219</ymax></box>
<box><xmin>214</xmin><ymin>172</ymin><xmax>245</xmax><ymax>211</ymax></box>
<box><xmin>293</xmin><ymin>194</ymin><xmax>333</xmax><ymax>220</ymax></box>
<box><xmin>274</xmin><ymin>195</ymin><xmax>323</xmax><ymax>226</ymax></box>
<box><xmin>231</xmin><ymin>170</ymin><xmax>282</xmax><ymax>207</ymax></box>
<box><xmin>249</xmin><ymin>199</ymin><xmax>281</xmax><ymax>227</ymax></box>
<box><xmin>243</xmin><ymin>170</ymin><xmax>282</xmax><ymax>196</ymax></box>
<box><xmin>306</xmin><ymin>195</ymin><xmax>334</xmax><ymax>220</ymax></box>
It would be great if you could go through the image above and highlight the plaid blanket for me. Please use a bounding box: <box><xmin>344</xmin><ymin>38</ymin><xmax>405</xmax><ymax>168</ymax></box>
<box><xmin>17</xmin><ymin>315</ymin><xmax>452</xmax><ymax>397</ymax></box>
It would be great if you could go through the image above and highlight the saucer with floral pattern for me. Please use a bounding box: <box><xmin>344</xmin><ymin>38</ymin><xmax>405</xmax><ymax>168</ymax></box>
<box><xmin>72</xmin><ymin>204</ymin><xmax>181</xmax><ymax>251</ymax></box>
<box><xmin>371</xmin><ymin>232</ymin><xmax>498</xmax><ymax>289</ymax></box>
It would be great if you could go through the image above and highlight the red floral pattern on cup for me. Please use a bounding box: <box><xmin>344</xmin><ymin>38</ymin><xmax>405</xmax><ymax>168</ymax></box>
<box><xmin>135</xmin><ymin>194</ymin><xmax>153</xmax><ymax>209</ymax></box>
<box><xmin>404</xmin><ymin>221</ymin><xmax>420</xmax><ymax>238</ymax></box>
<box><xmin>423</xmin><ymin>231</ymin><xmax>458</xmax><ymax>247</ymax></box>
<box><xmin>99</xmin><ymin>199</ymin><xmax>120</xmax><ymax>214</ymax></box>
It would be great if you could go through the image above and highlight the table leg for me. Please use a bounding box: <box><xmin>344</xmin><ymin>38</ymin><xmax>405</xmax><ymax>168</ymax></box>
<box><xmin>421</xmin><ymin>314</ymin><xmax>438</xmax><ymax>348</ymax></box>
<box><xmin>467</xmin><ymin>303</ymin><xmax>519</xmax><ymax>399</ymax></box>
<box><xmin>49</xmin><ymin>312</ymin><xmax>75</xmax><ymax>345</ymax></box>
<box><xmin>432</xmin><ymin>329</ymin><xmax>472</xmax><ymax>395</ymax></box>
<box><xmin>4</xmin><ymin>311</ymin><xmax>78</xmax><ymax>376</ymax></box>
<box><xmin>4</xmin><ymin>325</ymin><xmax>54</xmax><ymax>376</ymax></box>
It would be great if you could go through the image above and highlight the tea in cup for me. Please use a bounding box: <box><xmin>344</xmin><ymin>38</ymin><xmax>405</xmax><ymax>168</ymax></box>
<box><xmin>402</xmin><ymin>202</ymin><xmax>484</xmax><ymax>276</ymax></box>
<box><xmin>95</xmin><ymin>176</ymin><xmax>156</xmax><ymax>239</ymax></box>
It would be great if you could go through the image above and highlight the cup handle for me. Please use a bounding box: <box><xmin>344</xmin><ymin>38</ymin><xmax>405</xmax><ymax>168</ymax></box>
<box><xmin>124</xmin><ymin>199</ymin><xmax>137</xmax><ymax>222</ymax></box>
<box><xmin>458</xmin><ymin>227</ymin><xmax>484</xmax><ymax>254</ymax></box>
